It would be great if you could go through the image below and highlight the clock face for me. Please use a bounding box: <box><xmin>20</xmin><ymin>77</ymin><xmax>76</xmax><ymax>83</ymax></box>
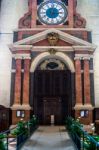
<box><xmin>37</xmin><ymin>0</ymin><xmax>68</xmax><ymax>25</ymax></box>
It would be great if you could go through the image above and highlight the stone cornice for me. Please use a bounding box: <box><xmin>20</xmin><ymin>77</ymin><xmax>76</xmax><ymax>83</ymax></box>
<box><xmin>73</xmin><ymin>46</ymin><xmax>96</xmax><ymax>51</ymax></box>
<box><xmin>14</xmin><ymin>28</ymin><xmax>92</xmax><ymax>32</ymax></box>
<box><xmin>9</xmin><ymin>45</ymin><xmax>95</xmax><ymax>53</ymax></box>
<box><xmin>9</xmin><ymin>45</ymin><xmax>32</xmax><ymax>51</ymax></box>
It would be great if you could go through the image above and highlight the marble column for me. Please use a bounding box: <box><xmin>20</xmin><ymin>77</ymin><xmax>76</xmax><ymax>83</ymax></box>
<box><xmin>22</xmin><ymin>58</ymin><xmax>31</xmax><ymax>109</ymax></box>
<box><xmin>68</xmin><ymin>0</ymin><xmax>74</xmax><ymax>27</ymax></box>
<box><xmin>83</xmin><ymin>57</ymin><xmax>92</xmax><ymax>106</ymax></box>
<box><xmin>74</xmin><ymin>57</ymin><xmax>83</xmax><ymax>108</ymax></box>
<box><xmin>31</xmin><ymin>0</ymin><xmax>37</xmax><ymax>27</ymax></box>
<box><xmin>11</xmin><ymin>57</ymin><xmax>22</xmax><ymax>124</ymax></box>
<box><xmin>13</xmin><ymin>58</ymin><xmax>22</xmax><ymax>106</ymax></box>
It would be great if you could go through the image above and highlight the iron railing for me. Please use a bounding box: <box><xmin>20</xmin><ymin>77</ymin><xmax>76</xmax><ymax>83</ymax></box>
<box><xmin>66</xmin><ymin>117</ymin><xmax>99</xmax><ymax>150</ymax></box>
<box><xmin>0</xmin><ymin>117</ymin><xmax>38</xmax><ymax>150</ymax></box>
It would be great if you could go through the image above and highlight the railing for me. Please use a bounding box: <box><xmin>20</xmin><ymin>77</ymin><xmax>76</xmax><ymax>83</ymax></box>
<box><xmin>66</xmin><ymin>117</ymin><xmax>99</xmax><ymax>150</ymax></box>
<box><xmin>0</xmin><ymin>116</ymin><xmax>38</xmax><ymax>150</ymax></box>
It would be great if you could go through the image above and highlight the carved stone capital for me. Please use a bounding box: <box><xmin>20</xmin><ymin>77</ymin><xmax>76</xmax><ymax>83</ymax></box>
<box><xmin>74</xmin><ymin>56</ymin><xmax>82</xmax><ymax>60</ymax></box>
<box><xmin>82</xmin><ymin>57</ymin><xmax>90</xmax><ymax>60</ymax></box>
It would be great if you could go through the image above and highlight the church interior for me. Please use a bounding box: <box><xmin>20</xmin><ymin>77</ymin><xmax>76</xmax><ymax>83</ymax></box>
<box><xmin>0</xmin><ymin>0</ymin><xmax>99</xmax><ymax>149</ymax></box>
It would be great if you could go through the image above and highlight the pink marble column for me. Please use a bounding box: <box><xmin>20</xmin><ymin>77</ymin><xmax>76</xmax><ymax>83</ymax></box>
<box><xmin>31</xmin><ymin>0</ymin><xmax>37</xmax><ymax>27</ymax></box>
<box><xmin>14</xmin><ymin>58</ymin><xmax>22</xmax><ymax>105</ymax></box>
<box><xmin>75</xmin><ymin>57</ymin><xmax>83</xmax><ymax>106</ymax></box>
<box><xmin>22</xmin><ymin>58</ymin><xmax>30</xmax><ymax>106</ymax></box>
<box><xmin>83</xmin><ymin>58</ymin><xmax>91</xmax><ymax>105</ymax></box>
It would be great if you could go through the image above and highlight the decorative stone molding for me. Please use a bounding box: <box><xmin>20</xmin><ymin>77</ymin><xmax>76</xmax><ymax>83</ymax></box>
<box><xmin>32</xmin><ymin>46</ymin><xmax>73</xmax><ymax>52</ymax></box>
<box><xmin>82</xmin><ymin>57</ymin><xmax>91</xmax><ymax>60</ymax></box>
<box><xmin>14</xmin><ymin>28</ymin><xmax>92</xmax><ymax>32</ymax></box>
<box><xmin>75</xmin><ymin>54</ymin><xmax>93</xmax><ymax>59</ymax></box>
<box><xmin>11</xmin><ymin>69</ymin><xmax>25</xmax><ymax>73</ymax></box>
<box><xmin>74</xmin><ymin>104</ymin><xmax>94</xmax><ymax>110</ymax></box>
<box><xmin>81</xmin><ymin>70</ymin><xmax>94</xmax><ymax>73</ymax></box>
<box><xmin>74</xmin><ymin>104</ymin><xmax>85</xmax><ymax>110</ymax></box>
<box><xmin>11</xmin><ymin>104</ymin><xmax>31</xmax><ymax>110</ymax></box>
<box><xmin>21</xmin><ymin>104</ymin><xmax>31</xmax><ymax>110</ymax></box>
<box><xmin>74</xmin><ymin>13</ymin><xmax>86</xmax><ymax>28</ymax></box>
<box><xmin>13</xmin><ymin>54</ymin><xmax>31</xmax><ymax>60</ymax></box>
<box><xmin>22</xmin><ymin>56</ymin><xmax>31</xmax><ymax>60</ymax></box>
<box><xmin>14</xmin><ymin>56</ymin><xmax>23</xmax><ymax>60</ymax></box>
<box><xmin>73</xmin><ymin>0</ymin><xmax>86</xmax><ymax>28</ymax></box>
<box><xmin>74</xmin><ymin>55</ymin><xmax>92</xmax><ymax>60</ymax></box>
<box><xmin>19</xmin><ymin>7</ymin><xmax>32</xmax><ymax>28</ymax></box>
<box><xmin>30</xmin><ymin>51</ymin><xmax>75</xmax><ymax>72</ymax></box>
<box><xmin>74</xmin><ymin>56</ymin><xmax>82</xmax><ymax>60</ymax></box>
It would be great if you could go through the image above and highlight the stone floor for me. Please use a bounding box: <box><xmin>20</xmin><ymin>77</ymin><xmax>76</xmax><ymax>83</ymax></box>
<box><xmin>21</xmin><ymin>126</ymin><xmax>77</xmax><ymax>150</ymax></box>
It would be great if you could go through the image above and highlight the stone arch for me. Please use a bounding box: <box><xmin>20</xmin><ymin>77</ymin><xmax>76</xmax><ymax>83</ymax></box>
<box><xmin>30</xmin><ymin>52</ymin><xmax>75</xmax><ymax>72</ymax></box>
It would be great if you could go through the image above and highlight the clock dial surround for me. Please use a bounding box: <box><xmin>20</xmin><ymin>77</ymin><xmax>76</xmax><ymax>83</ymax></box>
<box><xmin>37</xmin><ymin>0</ymin><xmax>68</xmax><ymax>25</ymax></box>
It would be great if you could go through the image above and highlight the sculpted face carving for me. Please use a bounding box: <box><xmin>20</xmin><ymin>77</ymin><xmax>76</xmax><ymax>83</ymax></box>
<box><xmin>47</xmin><ymin>32</ymin><xmax>59</xmax><ymax>46</ymax></box>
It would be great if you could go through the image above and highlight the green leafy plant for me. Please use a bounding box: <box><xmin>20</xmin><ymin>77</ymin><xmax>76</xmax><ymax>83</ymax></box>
<box><xmin>11</xmin><ymin>121</ymin><xmax>28</xmax><ymax>136</ymax></box>
<box><xmin>0</xmin><ymin>134</ymin><xmax>6</xmax><ymax>150</ymax></box>
<box><xmin>29</xmin><ymin>116</ymin><xmax>38</xmax><ymax>126</ymax></box>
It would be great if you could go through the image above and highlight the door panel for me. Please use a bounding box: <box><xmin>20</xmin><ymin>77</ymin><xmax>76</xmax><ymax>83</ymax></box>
<box><xmin>0</xmin><ymin>106</ymin><xmax>10</xmax><ymax>132</ymax></box>
<box><xmin>43</xmin><ymin>98</ymin><xmax>62</xmax><ymax>125</ymax></box>
<box><xmin>34</xmin><ymin>70</ymin><xmax>71</xmax><ymax>96</ymax></box>
<box><xmin>33</xmin><ymin>70</ymin><xmax>72</xmax><ymax>125</ymax></box>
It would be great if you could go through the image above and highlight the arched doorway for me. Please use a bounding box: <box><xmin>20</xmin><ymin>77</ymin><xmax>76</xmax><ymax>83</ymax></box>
<box><xmin>30</xmin><ymin>52</ymin><xmax>75</xmax><ymax>125</ymax></box>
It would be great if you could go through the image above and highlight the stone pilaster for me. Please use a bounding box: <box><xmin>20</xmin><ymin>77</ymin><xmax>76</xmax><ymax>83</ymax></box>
<box><xmin>74</xmin><ymin>57</ymin><xmax>83</xmax><ymax>109</ymax></box>
<box><xmin>22</xmin><ymin>57</ymin><xmax>31</xmax><ymax>110</ymax></box>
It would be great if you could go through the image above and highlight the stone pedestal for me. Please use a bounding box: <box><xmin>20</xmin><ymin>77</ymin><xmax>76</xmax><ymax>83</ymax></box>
<box><xmin>11</xmin><ymin>105</ymin><xmax>31</xmax><ymax>125</ymax></box>
<box><xmin>75</xmin><ymin>105</ymin><xmax>93</xmax><ymax>125</ymax></box>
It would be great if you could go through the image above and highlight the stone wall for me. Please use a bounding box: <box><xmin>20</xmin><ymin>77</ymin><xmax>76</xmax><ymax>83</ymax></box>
<box><xmin>77</xmin><ymin>0</ymin><xmax>99</xmax><ymax>107</ymax></box>
<box><xmin>0</xmin><ymin>0</ymin><xmax>99</xmax><ymax>107</ymax></box>
<box><xmin>0</xmin><ymin>0</ymin><xmax>28</xmax><ymax>107</ymax></box>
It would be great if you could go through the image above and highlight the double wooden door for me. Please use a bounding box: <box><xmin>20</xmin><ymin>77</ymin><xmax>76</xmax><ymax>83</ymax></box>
<box><xmin>33</xmin><ymin>70</ymin><xmax>72</xmax><ymax>125</ymax></box>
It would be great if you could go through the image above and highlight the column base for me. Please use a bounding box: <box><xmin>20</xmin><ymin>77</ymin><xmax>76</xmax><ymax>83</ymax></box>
<box><xmin>74</xmin><ymin>104</ymin><xmax>84</xmax><ymax>110</ymax></box>
<box><xmin>74</xmin><ymin>104</ymin><xmax>94</xmax><ymax>125</ymax></box>
<box><xmin>11</xmin><ymin>104</ymin><xmax>32</xmax><ymax>125</ymax></box>
<box><xmin>11</xmin><ymin>104</ymin><xmax>31</xmax><ymax>110</ymax></box>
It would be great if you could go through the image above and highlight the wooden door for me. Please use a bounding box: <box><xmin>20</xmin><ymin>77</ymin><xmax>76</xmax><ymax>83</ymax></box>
<box><xmin>43</xmin><ymin>98</ymin><xmax>62</xmax><ymax>125</ymax></box>
<box><xmin>0</xmin><ymin>105</ymin><xmax>10</xmax><ymax>132</ymax></box>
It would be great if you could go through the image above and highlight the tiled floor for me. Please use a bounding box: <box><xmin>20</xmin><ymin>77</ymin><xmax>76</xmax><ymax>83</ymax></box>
<box><xmin>21</xmin><ymin>126</ymin><xmax>76</xmax><ymax>150</ymax></box>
